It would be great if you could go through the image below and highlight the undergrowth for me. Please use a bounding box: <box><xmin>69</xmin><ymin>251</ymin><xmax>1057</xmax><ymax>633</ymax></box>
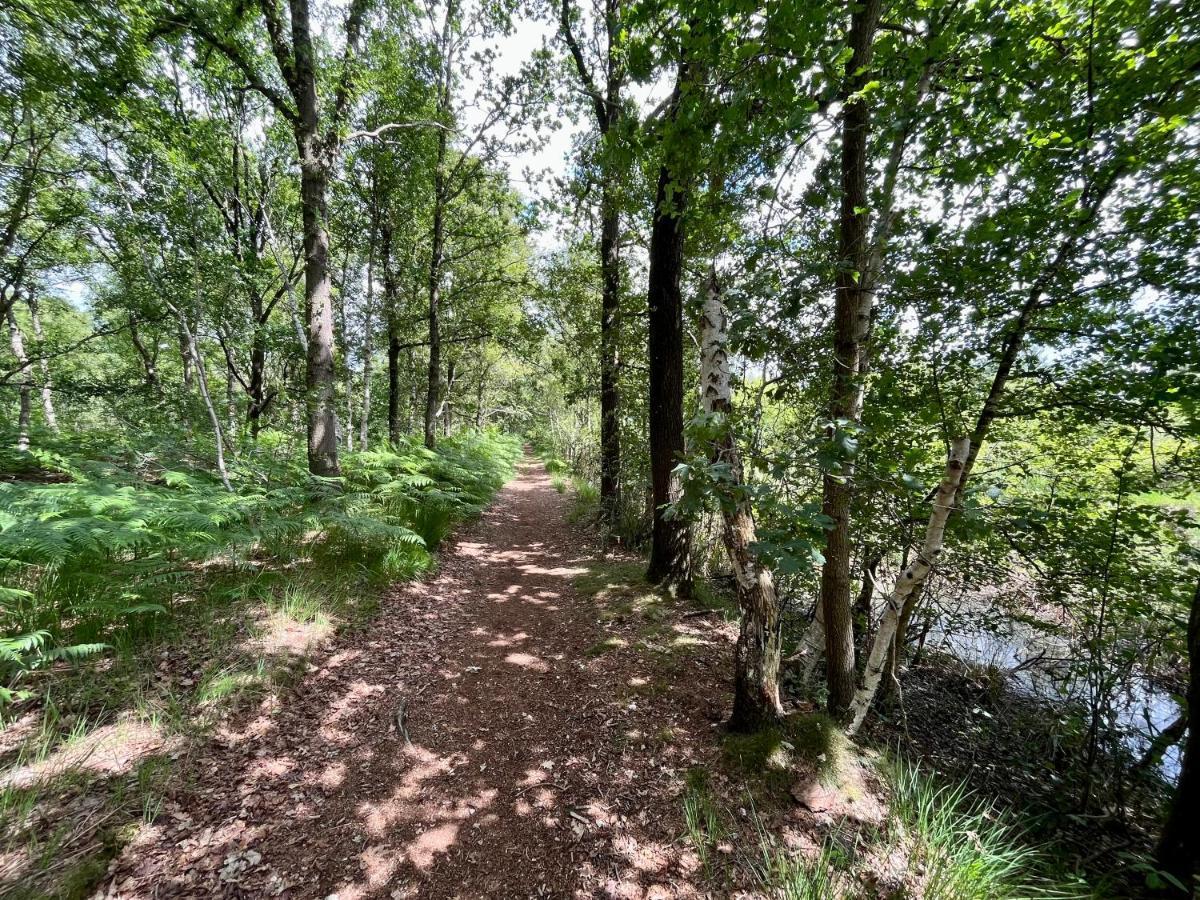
<box><xmin>0</xmin><ymin>427</ymin><xmax>519</xmax><ymax>896</ymax></box>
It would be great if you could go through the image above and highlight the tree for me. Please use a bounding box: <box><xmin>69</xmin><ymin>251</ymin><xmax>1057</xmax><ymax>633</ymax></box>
<box><xmin>171</xmin><ymin>0</ymin><xmax>373</xmax><ymax>476</ymax></box>
<box><xmin>558</xmin><ymin>0</ymin><xmax>625</xmax><ymax>530</ymax></box>
<box><xmin>817</xmin><ymin>0</ymin><xmax>883</xmax><ymax>719</ymax></box>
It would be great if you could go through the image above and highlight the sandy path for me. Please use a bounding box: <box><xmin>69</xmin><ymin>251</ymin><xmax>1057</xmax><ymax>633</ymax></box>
<box><xmin>100</xmin><ymin>458</ymin><xmax>732</xmax><ymax>899</ymax></box>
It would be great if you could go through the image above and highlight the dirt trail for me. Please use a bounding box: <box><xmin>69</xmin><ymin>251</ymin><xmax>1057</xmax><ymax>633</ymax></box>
<box><xmin>101</xmin><ymin>458</ymin><xmax>734</xmax><ymax>899</ymax></box>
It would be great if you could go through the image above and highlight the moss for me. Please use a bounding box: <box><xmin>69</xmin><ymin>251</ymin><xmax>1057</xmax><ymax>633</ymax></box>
<box><xmin>585</xmin><ymin>636</ymin><xmax>627</xmax><ymax>656</ymax></box>
<box><xmin>723</xmin><ymin>713</ymin><xmax>855</xmax><ymax>797</ymax></box>
<box><xmin>572</xmin><ymin>560</ymin><xmax>650</xmax><ymax>600</ymax></box>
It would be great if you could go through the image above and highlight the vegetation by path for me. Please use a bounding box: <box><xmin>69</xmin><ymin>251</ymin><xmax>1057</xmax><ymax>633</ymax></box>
<box><xmin>0</xmin><ymin>431</ymin><xmax>520</xmax><ymax>897</ymax></box>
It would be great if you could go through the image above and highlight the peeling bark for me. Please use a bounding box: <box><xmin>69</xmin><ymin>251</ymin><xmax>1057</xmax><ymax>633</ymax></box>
<box><xmin>846</xmin><ymin>437</ymin><xmax>970</xmax><ymax>735</ymax></box>
<box><xmin>700</xmin><ymin>266</ymin><xmax>783</xmax><ymax>732</ymax></box>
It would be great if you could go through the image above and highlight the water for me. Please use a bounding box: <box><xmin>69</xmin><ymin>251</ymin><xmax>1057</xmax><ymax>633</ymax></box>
<box><xmin>922</xmin><ymin>594</ymin><xmax>1183</xmax><ymax>781</ymax></box>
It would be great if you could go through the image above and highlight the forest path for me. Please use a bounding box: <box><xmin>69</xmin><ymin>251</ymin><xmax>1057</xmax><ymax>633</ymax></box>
<box><xmin>102</xmin><ymin>456</ymin><xmax>732</xmax><ymax>899</ymax></box>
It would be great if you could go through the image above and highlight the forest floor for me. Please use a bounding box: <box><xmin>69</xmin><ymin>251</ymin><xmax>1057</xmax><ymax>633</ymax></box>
<box><xmin>96</xmin><ymin>456</ymin><xmax>752</xmax><ymax>899</ymax></box>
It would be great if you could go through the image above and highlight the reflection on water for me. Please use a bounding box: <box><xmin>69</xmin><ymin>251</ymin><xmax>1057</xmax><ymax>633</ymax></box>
<box><xmin>924</xmin><ymin>596</ymin><xmax>1182</xmax><ymax>781</ymax></box>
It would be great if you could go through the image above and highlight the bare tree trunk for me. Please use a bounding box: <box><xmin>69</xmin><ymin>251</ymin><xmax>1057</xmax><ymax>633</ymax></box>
<box><xmin>425</xmin><ymin>0</ymin><xmax>454</xmax><ymax>451</ymax></box>
<box><xmin>168</xmin><ymin>291</ymin><xmax>232</xmax><ymax>492</ymax></box>
<box><xmin>179</xmin><ymin>326</ymin><xmax>194</xmax><ymax>392</ymax></box>
<box><xmin>599</xmin><ymin>186</ymin><xmax>622</xmax><ymax>527</ymax></box>
<box><xmin>287</xmin><ymin>0</ymin><xmax>362</xmax><ymax>477</ymax></box>
<box><xmin>425</xmin><ymin>184</ymin><xmax>444</xmax><ymax>450</ymax></box>
<box><xmin>847</xmin><ymin>437</ymin><xmax>970</xmax><ymax>734</ymax></box>
<box><xmin>559</xmin><ymin>0</ymin><xmax>624</xmax><ymax>528</ymax></box>
<box><xmin>644</xmin><ymin>71</ymin><xmax>692</xmax><ymax>597</ymax></box>
<box><xmin>6</xmin><ymin>304</ymin><xmax>31</xmax><ymax>451</ymax></box>
<box><xmin>818</xmin><ymin>0</ymin><xmax>883</xmax><ymax>719</ymax></box>
<box><xmin>26</xmin><ymin>292</ymin><xmax>56</xmax><ymax>432</ymax></box>
<box><xmin>359</xmin><ymin>228</ymin><xmax>375</xmax><ymax>450</ymax></box>
<box><xmin>441</xmin><ymin>356</ymin><xmax>456</xmax><ymax>436</ymax></box>
<box><xmin>701</xmin><ymin>266</ymin><xmax>783</xmax><ymax>732</ymax></box>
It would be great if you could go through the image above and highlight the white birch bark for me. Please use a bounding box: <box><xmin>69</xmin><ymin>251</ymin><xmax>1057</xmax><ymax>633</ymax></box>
<box><xmin>27</xmin><ymin>294</ymin><xmax>57</xmax><ymax>432</ymax></box>
<box><xmin>359</xmin><ymin>247</ymin><xmax>374</xmax><ymax>450</ymax></box>
<box><xmin>6</xmin><ymin>304</ymin><xmax>31</xmax><ymax>451</ymax></box>
<box><xmin>701</xmin><ymin>265</ymin><xmax>784</xmax><ymax>729</ymax></box>
<box><xmin>846</xmin><ymin>436</ymin><xmax>970</xmax><ymax>735</ymax></box>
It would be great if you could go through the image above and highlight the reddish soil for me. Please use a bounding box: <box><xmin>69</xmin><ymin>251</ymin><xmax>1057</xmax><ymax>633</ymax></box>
<box><xmin>99</xmin><ymin>458</ymin><xmax>737</xmax><ymax>899</ymax></box>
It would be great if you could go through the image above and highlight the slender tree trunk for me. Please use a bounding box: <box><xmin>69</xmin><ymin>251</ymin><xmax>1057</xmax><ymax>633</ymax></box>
<box><xmin>387</xmin><ymin>322</ymin><xmax>401</xmax><ymax>444</ymax></box>
<box><xmin>560</xmin><ymin>0</ymin><xmax>624</xmax><ymax>528</ymax></box>
<box><xmin>847</xmin><ymin>437</ymin><xmax>970</xmax><ymax>734</ymax></box>
<box><xmin>425</xmin><ymin>161</ymin><xmax>446</xmax><ymax>450</ymax></box>
<box><xmin>441</xmin><ymin>356</ymin><xmax>456</xmax><ymax>436</ymax></box>
<box><xmin>853</xmin><ymin>551</ymin><xmax>881</xmax><ymax>652</ymax></box>
<box><xmin>6</xmin><ymin>305</ymin><xmax>32</xmax><ymax>451</ymax></box>
<box><xmin>26</xmin><ymin>293</ymin><xmax>56</xmax><ymax>432</ymax></box>
<box><xmin>425</xmin><ymin>0</ymin><xmax>454</xmax><ymax>451</ymax></box>
<box><xmin>168</xmin><ymin>292</ymin><xmax>232</xmax><ymax>492</ymax></box>
<box><xmin>644</xmin><ymin>73</ymin><xmax>692</xmax><ymax>596</ymax></box>
<box><xmin>599</xmin><ymin>186</ymin><xmax>622</xmax><ymax>528</ymax></box>
<box><xmin>360</xmin><ymin>233</ymin><xmax>375</xmax><ymax>450</ymax></box>
<box><xmin>819</xmin><ymin>0</ymin><xmax>883</xmax><ymax>719</ymax></box>
<box><xmin>701</xmin><ymin>265</ymin><xmax>782</xmax><ymax>731</ymax></box>
<box><xmin>1156</xmin><ymin>578</ymin><xmax>1200</xmax><ymax>893</ymax></box>
<box><xmin>179</xmin><ymin>327</ymin><xmax>194</xmax><ymax>392</ymax></box>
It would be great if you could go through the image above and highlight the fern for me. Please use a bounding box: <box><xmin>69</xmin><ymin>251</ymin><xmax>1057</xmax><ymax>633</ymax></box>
<box><xmin>0</xmin><ymin>426</ymin><xmax>520</xmax><ymax>706</ymax></box>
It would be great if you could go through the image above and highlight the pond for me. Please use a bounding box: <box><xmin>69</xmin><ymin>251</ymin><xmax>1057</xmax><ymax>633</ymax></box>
<box><xmin>923</xmin><ymin>593</ymin><xmax>1183</xmax><ymax>781</ymax></box>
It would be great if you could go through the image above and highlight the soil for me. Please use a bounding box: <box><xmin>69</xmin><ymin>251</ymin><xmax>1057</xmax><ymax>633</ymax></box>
<box><xmin>97</xmin><ymin>458</ymin><xmax>738</xmax><ymax>899</ymax></box>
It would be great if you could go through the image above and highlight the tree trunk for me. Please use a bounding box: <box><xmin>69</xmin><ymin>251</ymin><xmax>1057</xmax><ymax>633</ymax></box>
<box><xmin>819</xmin><ymin>0</ymin><xmax>883</xmax><ymax>719</ymax></box>
<box><xmin>1156</xmin><ymin>578</ymin><xmax>1199</xmax><ymax>893</ymax></box>
<box><xmin>559</xmin><ymin>0</ymin><xmax>624</xmax><ymax>528</ymax></box>
<box><xmin>853</xmin><ymin>551</ymin><xmax>881</xmax><ymax>652</ymax></box>
<box><xmin>425</xmin><ymin>181</ymin><xmax>444</xmax><ymax>450</ymax></box>
<box><xmin>248</xmin><ymin>289</ymin><xmax>268</xmax><ymax>438</ymax></box>
<box><xmin>701</xmin><ymin>266</ymin><xmax>782</xmax><ymax>732</ymax></box>
<box><xmin>644</xmin><ymin>155</ymin><xmax>691</xmax><ymax>595</ymax></box>
<box><xmin>290</xmin><ymin>0</ymin><xmax>341</xmax><ymax>477</ymax></box>
<box><xmin>129</xmin><ymin>314</ymin><xmax>160</xmax><ymax>390</ymax></box>
<box><xmin>381</xmin><ymin>223</ymin><xmax>401</xmax><ymax>445</ymax></box>
<box><xmin>441</xmin><ymin>356</ymin><xmax>456</xmax><ymax>436</ymax></box>
<box><xmin>26</xmin><ymin>293</ymin><xmax>56</xmax><ymax>432</ymax></box>
<box><xmin>847</xmin><ymin>437</ymin><xmax>970</xmax><ymax>734</ymax></box>
<box><xmin>6</xmin><ymin>305</ymin><xmax>31</xmax><ymax>451</ymax></box>
<box><xmin>644</xmin><ymin>70</ymin><xmax>692</xmax><ymax>596</ymax></box>
<box><xmin>425</xmin><ymin>1</ymin><xmax>454</xmax><ymax>451</ymax></box>
<box><xmin>297</xmin><ymin>136</ymin><xmax>340</xmax><ymax>476</ymax></box>
<box><xmin>359</xmin><ymin>230</ymin><xmax>375</xmax><ymax>450</ymax></box>
<box><xmin>179</xmin><ymin>327</ymin><xmax>194</xmax><ymax>392</ymax></box>
<box><xmin>599</xmin><ymin>185</ymin><xmax>622</xmax><ymax>528</ymax></box>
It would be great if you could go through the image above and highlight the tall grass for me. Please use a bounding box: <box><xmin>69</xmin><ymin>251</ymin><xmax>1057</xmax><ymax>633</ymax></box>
<box><xmin>680</xmin><ymin>755</ymin><xmax>1090</xmax><ymax>899</ymax></box>
<box><xmin>885</xmin><ymin>758</ymin><xmax>1086</xmax><ymax>900</ymax></box>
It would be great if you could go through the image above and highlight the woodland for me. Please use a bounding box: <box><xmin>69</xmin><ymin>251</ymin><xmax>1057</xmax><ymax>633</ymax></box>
<box><xmin>0</xmin><ymin>0</ymin><xmax>1198</xmax><ymax>896</ymax></box>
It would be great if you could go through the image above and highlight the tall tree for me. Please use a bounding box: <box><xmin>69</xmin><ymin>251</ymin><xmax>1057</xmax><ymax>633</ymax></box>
<box><xmin>818</xmin><ymin>0</ymin><xmax>883</xmax><ymax>718</ymax></box>
<box><xmin>643</xmin><ymin>63</ymin><xmax>693</xmax><ymax>596</ymax></box>
<box><xmin>559</xmin><ymin>0</ymin><xmax>624</xmax><ymax>530</ymax></box>
<box><xmin>176</xmin><ymin>0</ymin><xmax>372</xmax><ymax>476</ymax></box>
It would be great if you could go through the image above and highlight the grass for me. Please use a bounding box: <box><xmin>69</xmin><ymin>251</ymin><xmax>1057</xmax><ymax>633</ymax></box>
<box><xmin>681</xmin><ymin>746</ymin><xmax>1093</xmax><ymax>899</ymax></box>
<box><xmin>682</xmin><ymin>767</ymin><xmax>728</xmax><ymax>879</ymax></box>
<box><xmin>0</xmin><ymin>427</ymin><xmax>521</xmax><ymax>897</ymax></box>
